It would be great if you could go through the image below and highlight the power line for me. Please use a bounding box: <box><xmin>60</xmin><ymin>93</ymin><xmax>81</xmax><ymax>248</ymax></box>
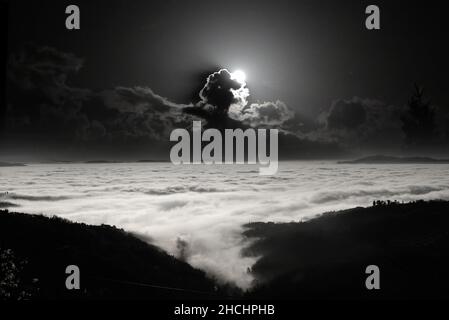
<box><xmin>90</xmin><ymin>276</ymin><xmax>235</xmax><ymax>298</ymax></box>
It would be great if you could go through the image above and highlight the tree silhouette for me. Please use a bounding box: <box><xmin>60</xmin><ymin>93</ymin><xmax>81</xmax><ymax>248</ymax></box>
<box><xmin>401</xmin><ymin>84</ymin><xmax>436</xmax><ymax>147</ymax></box>
<box><xmin>0</xmin><ymin>248</ymin><xmax>35</xmax><ymax>300</ymax></box>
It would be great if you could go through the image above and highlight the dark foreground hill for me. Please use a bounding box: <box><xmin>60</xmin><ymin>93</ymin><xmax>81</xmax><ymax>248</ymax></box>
<box><xmin>0</xmin><ymin>210</ymin><xmax>230</xmax><ymax>300</ymax></box>
<box><xmin>243</xmin><ymin>200</ymin><xmax>449</xmax><ymax>299</ymax></box>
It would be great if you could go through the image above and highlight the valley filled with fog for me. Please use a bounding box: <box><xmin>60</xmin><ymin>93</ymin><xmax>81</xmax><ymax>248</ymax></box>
<box><xmin>2</xmin><ymin>161</ymin><xmax>449</xmax><ymax>288</ymax></box>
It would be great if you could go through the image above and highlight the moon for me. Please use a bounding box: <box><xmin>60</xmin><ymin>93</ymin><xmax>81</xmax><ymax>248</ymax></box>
<box><xmin>231</xmin><ymin>70</ymin><xmax>246</xmax><ymax>85</ymax></box>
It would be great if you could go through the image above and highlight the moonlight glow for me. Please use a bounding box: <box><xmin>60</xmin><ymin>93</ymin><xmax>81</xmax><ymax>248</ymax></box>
<box><xmin>231</xmin><ymin>70</ymin><xmax>246</xmax><ymax>84</ymax></box>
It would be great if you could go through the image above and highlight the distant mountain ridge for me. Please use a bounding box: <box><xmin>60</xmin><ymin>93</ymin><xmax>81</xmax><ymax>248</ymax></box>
<box><xmin>339</xmin><ymin>155</ymin><xmax>449</xmax><ymax>164</ymax></box>
<box><xmin>0</xmin><ymin>162</ymin><xmax>25</xmax><ymax>167</ymax></box>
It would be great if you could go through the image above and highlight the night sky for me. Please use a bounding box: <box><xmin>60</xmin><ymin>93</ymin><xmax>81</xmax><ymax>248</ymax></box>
<box><xmin>2</xmin><ymin>0</ymin><xmax>449</xmax><ymax>161</ymax></box>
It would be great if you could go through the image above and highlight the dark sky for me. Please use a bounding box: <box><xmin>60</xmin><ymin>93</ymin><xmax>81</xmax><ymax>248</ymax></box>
<box><xmin>2</xmin><ymin>0</ymin><xmax>449</xmax><ymax>161</ymax></box>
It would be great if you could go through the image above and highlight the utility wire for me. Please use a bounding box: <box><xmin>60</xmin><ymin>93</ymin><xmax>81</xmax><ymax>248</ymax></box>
<box><xmin>90</xmin><ymin>276</ymin><xmax>236</xmax><ymax>298</ymax></box>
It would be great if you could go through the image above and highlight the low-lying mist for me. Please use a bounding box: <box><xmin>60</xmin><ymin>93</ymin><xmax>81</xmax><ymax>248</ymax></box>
<box><xmin>2</xmin><ymin>161</ymin><xmax>449</xmax><ymax>288</ymax></box>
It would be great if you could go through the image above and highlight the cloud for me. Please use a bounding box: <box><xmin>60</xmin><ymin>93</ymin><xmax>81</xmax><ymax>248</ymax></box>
<box><xmin>107</xmin><ymin>86</ymin><xmax>187</xmax><ymax>112</ymax></box>
<box><xmin>3</xmin><ymin>45</ymin><xmax>357</xmax><ymax>159</ymax></box>
<box><xmin>96</xmin><ymin>86</ymin><xmax>196</xmax><ymax>141</ymax></box>
<box><xmin>6</xmin><ymin>44</ymin><xmax>199</xmax><ymax>147</ymax></box>
<box><xmin>176</xmin><ymin>237</ymin><xmax>190</xmax><ymax>262</ymax></box>
<box><xmin>6</xmin><ymin>45</ymin><xmax>92</xmax><ymax>144</ymax></box>
<box><xmin>229</xmin><ymin>100</ymin><xmax>294</xmax><ymax>127</ymax></box>
<box><xmin>324</xmin><ymin>98</ymin><xmax>367</xmax><ymax>130</ymax></box>
<box><xmin>8</xmin><ymin>161</ymin><xmax>449</xmax><ymax>288</ymax></box>
<box><xmin>8</xmin><ymin>43</ymin><xmax>88</xmax><ymax>105</ymax></box>
<box><xmin>305</xmin><ymin>92</ymin><xmax>449</xmax><ymax>155</ymax></box>
<box><xmin>193</xmin><ymin>68</ymin><xmax>294</xmax><ymax>129</ymax></box>
<box><xmin>308</xmin><ymin>97</ymin><xmax>405</xmax><ymax>153</ymax></box>
<box><xmin>198</xmin><ymin>69</ymin><xmax>249</xmax><ymax>116</ymax></box>
<box><xmin>8</xmin><ymin>46</ymin><xmax>317</xmax><ymax>160</ymax></box>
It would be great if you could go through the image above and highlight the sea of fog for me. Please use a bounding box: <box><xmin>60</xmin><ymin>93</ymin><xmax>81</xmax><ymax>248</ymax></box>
<box><xmin>1</xmin><ymin>161</ymin><xmax>449</xmax><ymax>288</ymax></box>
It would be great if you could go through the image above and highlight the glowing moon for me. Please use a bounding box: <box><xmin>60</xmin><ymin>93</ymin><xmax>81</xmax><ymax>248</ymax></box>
<box><xmin>231</xmin><ymin>70</ymin><xmax>246</xmax><ymax>84</ymax></box>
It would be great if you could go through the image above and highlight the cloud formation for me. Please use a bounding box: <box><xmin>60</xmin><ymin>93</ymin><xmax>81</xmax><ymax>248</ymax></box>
<box><xmin>197</xmin><ymin>69</ymin><xmax>249</xmax><ymax>116</ymax></box>
<box><xmin>6</xmin><ymin>44</ymin><xmax>197</xmax><ymax>148</ymax></box>
<box><xmin>229</xmin><ymin>100</ymin><xmax>294</xmax><ymax>127</ymax></box>
<box><xmin>4</xmin><ymin>161</ymin><xmax>449</xmax><ymax>288</ymax></box>
<box><xmin>6</xmin><ymin>44</ymin><xmax>448</xmax><ymax>160</ymax></box>
<box><xmin>194</xmin><ymin>68</ymin><xmax>294</xmax><ymax>128</ymax></box>
<box><xmin>0</xmin><ymin>45</ymin><xmax>345</xmax><ymax>160</ymax></box>
<box><xmin>7</xmin><ymin>45</ymin><xmax>90</xmax><ymax>140</ymax></box>
<box><xmin>306</xmin><ymin>91</ymin><xmax>449</xmax><ymax>155</ymax></box>
<box><xmin>308</xmin><ymin>97</ymin><xmax>405</xmax><ymax>153</ymax></box>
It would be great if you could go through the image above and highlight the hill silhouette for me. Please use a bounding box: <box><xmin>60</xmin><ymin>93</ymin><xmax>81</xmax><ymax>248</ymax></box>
<box><xmin>0</xmin><ymin>210</ymin><xmax>234</xmax><ymax>300</ymax></box>
<box><xmin>243</xmin><ymin>200</ymin><xmax>449</xmax><ymax>299</ymax></box>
